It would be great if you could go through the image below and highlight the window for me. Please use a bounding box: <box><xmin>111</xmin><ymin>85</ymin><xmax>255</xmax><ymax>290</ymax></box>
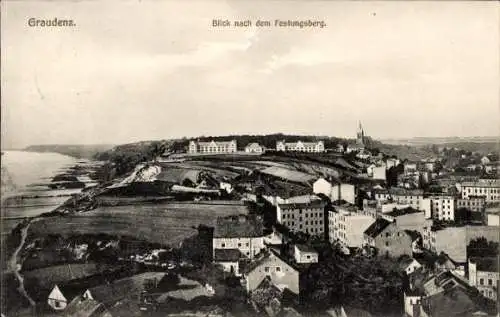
<box><xmin>55</xmin><ymin>301</ymin><xmax>61</xmax><ymax>308</ymax></box>
<box><xmin>265</xmin><ymin>267</ymin><xmax>270</xmax><ymax>272</ymax></box>
<box><xmin>246</xmin><ymin>243</ymin><xmax>249</xmax><ymax>247</ymax></box>
<box><xmin>386</xmin><ymin>232</ymin><xmax>390</xmax><ymax>237</ymax></box>
<box><xmin>276</xmin><ymin>267</ymin><xmax>281</xmax><ymax>272</ymax></box>
<box><xmin>221</xmin><ymin>243</ymin><xmax>226</xmax><ymax>248</ymax></box>
<box><xmin>488</xmin><ymin>279</ymin><xmax>493</xmax><ymax>286</ymax></box>
<box><xmin>238</xmin><ymin>243</ymin><xmax>242</xmax><ymax>247</ymax></box>
<box><xmin>385</xmin><ymin>241</ymin><xmax>390</xmax><ymax>246</ymax></box>
<box><xmin>306</xmin><ymin>255</ymin><xmax>311</xmax><ymax>259</ymax></box>
<box><xmin>480</xmin><ymin>278</ymin><xmax>484</xmax><ymax>285</ymax></box>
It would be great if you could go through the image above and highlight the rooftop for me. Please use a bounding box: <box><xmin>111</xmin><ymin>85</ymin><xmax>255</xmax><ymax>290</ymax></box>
<box><xmin>278</xmin><ymin>200</ymin><xmax>326</xmax><ymax>210</ymax></box>
<box><xmin>294</xmin><ymin>244</ymin><xmax>317</xmax><ymax>253</ymax></box>
<box><xmin>386</xmin><ymin>207</ymin><xmax>424</xmax><ymax>218</ymax></box>
<box><xmin>214</xmin><ymin>215</ymin><xmax>264</xmax><ymax>238</ymax></box>
<box><xmin>213</xmin><ymin>248</ymin><xmax>242</xmax><ymax>262</ymax></box>
<box><xmin>364</xmin><ymin>218</ymin><xmax>392</xmax><ymax>238</ymax></box>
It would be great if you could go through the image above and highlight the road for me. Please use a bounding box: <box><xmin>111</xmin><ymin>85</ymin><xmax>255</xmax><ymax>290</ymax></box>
<box><xmin>8</xmin><ymin>221</ymin><xmax>36</xmax><ymax>307</ymax></box>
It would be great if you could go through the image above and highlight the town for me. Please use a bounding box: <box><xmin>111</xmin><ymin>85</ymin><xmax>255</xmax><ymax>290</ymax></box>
<box><xmin>4</xmin><ymin>123</ymin><xmax>499</xmax><ymax>317</ymax></box>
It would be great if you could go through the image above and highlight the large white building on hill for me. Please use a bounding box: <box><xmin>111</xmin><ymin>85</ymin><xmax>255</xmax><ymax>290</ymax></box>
<box><xmin>188</xmin><ymin>140</ymin><xmax>237</xmax><ymax>154</ymax></box>
<box><xmin>276</xmin><ymin>140</ymin><xmax>325</xmax><ymax>153</ymax></box>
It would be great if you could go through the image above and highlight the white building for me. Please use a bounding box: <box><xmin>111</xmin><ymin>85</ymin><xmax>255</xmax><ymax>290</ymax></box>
<box><xmin>468</xmin><ymin>257</ymin><xmax>499</xmax><ymax>301</ymax></box>
<box><xmin>461</xmin><ymin>179</ymin><xmax>500</xmax><ymax>203</ymax></box>
<box><xmin>244</xmin><ymin>143</ymin><xmax>264</xmax><ymax>153</ymax></box>
<box><xmin>47</xmin><ymin>285</ymin><xmax>76</xmax><ymax>310</ymax></box>
<box><xmin>276</xmin><ymin>140</ymin><xmax>325</xmax><ymax>153</ymax></box>
<box><xmin>372</xmin><ymin>166</ymin><xmax>386</xmax><ymax>180</ymax></box>
<box><xmin>212</xmin><ymin>215</ymin><xmax>266</xmax><ymax>260</ymax></box>
<box><xmin>429</xmin><ymin>195</ymin><xmax>456</xmax><ymax>221</ymax></box>
<box><xmin>328</xmin><ymin>206</ymin><xmax>375</xmax><ymax>248</ymax></box>
<box><xmin>188</xmin><ymin>140</ymin><xmax>237</xmax><ymax>154</ymax></box>
<box><xmin>277</xmin><ymin>199</ymin><xmax>326</xmax><ymax>235</ymax></box>
<box><xmin>294</xmin><ymin>244</ymin><xmax>319</xmax><ymax>263</ymax></box>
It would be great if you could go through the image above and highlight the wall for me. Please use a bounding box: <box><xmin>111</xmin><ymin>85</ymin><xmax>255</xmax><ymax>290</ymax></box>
<box><xmin>219</xmin><ymin>261</ymin><xmax>241</xmax><ymax>276</ymax></box>
<box><xmin>294</xmin><ymin>248</ymin><xmax>318</xmax><ymax>263</ymax></box>
<box><xmin>394</xmin><ymin>212</ymin><xmax>426</xmax><ymax>234</ymax></box>
<box><xmin>313</xmin><ymin>179</ymin><xmax>332</xmax><ymax>197</ymax></box>
<box><xmin>331</xmin><ymin>183</ymin><xmax>356</xmax><ymax>205</ymax></box>
<box><xmin>213</xmin><ymin>237</ymin><xmax>265</xmax><ymax>259</ymax></box>
<box><xmin>434</xmin><ymin>227</ymin><xmax>467</xmax><ymax>262</ymax></box>
<box><xmin>487</xmin><ymin>214</ymin><xmax>499</xmax><ymax>226</ymax></box>
<box><xmin>345</xmin><ymin>216</ymin><xmax>375</xmax><ymax>248</ymax></box>
<box><xmin>375</xmin><ymin>224</ymin><xmax>413</xmax><ymax>258</ymax></box>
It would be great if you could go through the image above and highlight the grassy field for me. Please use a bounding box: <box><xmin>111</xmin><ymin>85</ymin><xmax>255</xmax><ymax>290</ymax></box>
<box><xmin>28</xmin><ymin>202</ymin><xmax>249</xmax><ymax>246</ymax></box>
<box><xmin>22</xmin><ymin>263</ymin><xmax>113</xmax><ymax>289</ymax></box>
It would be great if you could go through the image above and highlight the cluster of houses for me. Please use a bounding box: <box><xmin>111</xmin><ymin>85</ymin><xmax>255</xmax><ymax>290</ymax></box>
<box><xmin>213</xmin><ymin>166</ymin><xmax>499</xmax><ymax>316</ymax></box>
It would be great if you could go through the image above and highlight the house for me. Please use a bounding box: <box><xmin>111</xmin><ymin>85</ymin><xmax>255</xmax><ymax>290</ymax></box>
<box><xmin>468</xmin><ymin>257</ymin><xmax>499</xmax><ymax>301</ymax></box>
<box><xmin>481</xmin><ymin>156</ymin><xmax>491</xmax><ymax>165</ymax></box>
<box><xmin>219</xmin><ymin>181</ymin><xmax>233</xmax><ymax>194</ymax></box>
<box><xmin>212</xmin><ymin>215</ymin><xmax>266</xmax><ymax>260</ymax></box>
<box><xmin>326</xmin><ymin>305</ymin><xmax>373</xmax><ymax>317</ymax></box>
<box><xmin>276</xmin><ymin>140</ymin><xmax>325</xmax><ymax>153</ymax></box>
<box><xmin>293</xmin><ymin>244</ymin><xmax>318</xmax><ymax>264</ymax></box>
<box><xmin>188</xmin><ymin>140</ymin><xmax>237</xmax><ymax>154</ymax></box>
<box><xmin>276</xmin><ymin>199</ymin><xmax>326</xmax><ymax>236</ymax></box>
<box><xmin>329</xmin><ymin>206</ymin><xmax>375</xmax><ymax>248</ymax></box>
<box><xmin>363</xmin><ymin>218</ymin><xmax>413</xmax><ymax>257</ymax></box>
<box><xmin>404</xmin><ymin>270</ymin><xmax>497</xmax><ymax>317</ymax></box>
<box><xmin>213</xmin><ymin>249</ymin><xmax>243</xmax><ymax>276</ymax></box>
<box><xmin>404</xmin><ymin>162</ymin><xmax>418</xmax><ymax>174</ymax></box>
<box><xmin>399</xmin><ymin>257</ymin><xmax>423</xmax><ymax>275</ymax></box>
<box><xmin>245</xmin><ymin>143</ymin><xmax>265</xmax><ymax>154</ymax></box>
<box><xmin>48</xmin><ymin>284</ymin><xmax>84</xmax><ymax>310</ymax></box>
<box><xmin>434</xmin><ymin>252</ymin><xmax>458</xmax><ymax>272</ymax></box>
<box><xmin>242</xmin><ymin>249</ymin><xmax>302</xmax><ymax>295</ymax></box>
<box><xmin>388</xmin><ymin>188</ymin><xmax>424</xmax><ymax>211</ymax></box>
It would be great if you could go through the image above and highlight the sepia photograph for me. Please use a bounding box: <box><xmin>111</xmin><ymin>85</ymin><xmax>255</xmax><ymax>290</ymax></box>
<box><xmin>1</xmin><ymin>1</ymin><xmax>499</xmax><ymax>316</ymax></box>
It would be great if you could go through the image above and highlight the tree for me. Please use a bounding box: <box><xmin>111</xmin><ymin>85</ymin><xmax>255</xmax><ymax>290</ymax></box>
<box><xmin>467</xmin><ymin>237</ymin><xmax>499</xmax><ymax>257</ymax></box>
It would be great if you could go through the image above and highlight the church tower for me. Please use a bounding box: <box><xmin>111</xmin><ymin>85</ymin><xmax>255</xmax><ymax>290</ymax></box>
<box><xmin>356</xmin><ymin>121</ymin><xmax>365</xmax><ymax>149</ymax></box>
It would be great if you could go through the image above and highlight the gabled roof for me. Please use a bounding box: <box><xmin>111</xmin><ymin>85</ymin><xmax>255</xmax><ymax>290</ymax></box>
<box><xmin>63</xmin><ymin>298</ymin><xmax>106</xmax><ymax>317</ymax></box>
<box><xmin>242</xmin><ymin>248</ymin><xmax>300</xmax><ymax>275</ymax></box>
<box><xmin>213</xmin><ymin>248</ymin><xmax>242</xmax><ymax>262</ymax></box>
<box><xmin>364</xmin><ymin>218</ymin><xmax>392</xmax><ymax>238</ymax></box>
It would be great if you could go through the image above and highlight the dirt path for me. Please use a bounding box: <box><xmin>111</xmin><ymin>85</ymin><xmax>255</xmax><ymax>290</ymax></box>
<box><xmin>8</xmin><ymin>221</ymin><xmax>36</xmax><ymax>307</ymax></box>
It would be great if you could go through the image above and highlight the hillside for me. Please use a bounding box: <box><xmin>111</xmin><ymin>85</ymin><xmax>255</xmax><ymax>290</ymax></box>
<box><xmin>23</xmin><ymin>144</ymin><xmax>115</xmax><ymax>159</ymax></box>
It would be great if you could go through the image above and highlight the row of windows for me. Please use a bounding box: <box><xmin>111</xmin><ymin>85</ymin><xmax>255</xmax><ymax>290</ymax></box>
<box><xmin>282</xmin><ymin>212</ymin><xmax>322</xmax><ymax>219</ymax></box>
<box><xmin>479</xmin><ymin>278</ymin><xmax>498</xmax><ymax>286</ymax></box>
<box><xmin>466</xmin><ymin>188</ymin><xmax>500</xmax><ymax>194</ymax></box>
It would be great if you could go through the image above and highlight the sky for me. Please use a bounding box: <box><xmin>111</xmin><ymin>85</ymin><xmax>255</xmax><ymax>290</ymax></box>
<box><xmin>1</xmin><ymin>1</ymin><xmax>499</xmax><ymax>148</ymax></box>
